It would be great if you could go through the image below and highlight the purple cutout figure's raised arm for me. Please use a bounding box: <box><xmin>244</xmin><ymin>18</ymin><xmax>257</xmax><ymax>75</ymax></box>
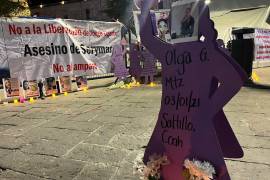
<box><xmin>139</xmin><ymin>0</ymin><xmax>246</xmax><ymax>179</ymax></box>
<box><xmin>211</xmin><ymin>39</ymin><xmax>247</xmax><ymax>158</ymax></box>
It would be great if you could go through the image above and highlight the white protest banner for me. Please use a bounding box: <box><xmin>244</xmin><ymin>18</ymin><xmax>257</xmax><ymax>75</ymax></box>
<box><xmin>254</xmin><ymin>29</ymin><xmax>270</xmax><ymax>62</ymax></box>
<box><xmin>0</xmin><ymin>17</ymin><xmax>121</xmax><ymax>81</ymax></box>
<box><xmin>133</xmin><ymin>11</ymin><xmax>141</xmax><ymax>42</ymax></box>
<box><xmin>0</xmin><ymin>19</ymin><xmax>8</xmax><ymax>71</ymax></box>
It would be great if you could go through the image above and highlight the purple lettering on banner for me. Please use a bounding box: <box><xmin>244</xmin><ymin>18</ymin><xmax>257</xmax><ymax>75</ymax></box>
<box><xmin>140</xmin><ymin>48</ymin><xmax>157</xmax><ymax>84</ymax></box>
<box><xmin>129</xmin><ymin>43</ymin><xmax>143</xmax><ymax>81</ymax></box>
<box><xmin>111</xmin><ymin>44</ymin><xmax>129</xmax><ymax>79</ymax></box>
<box><xmin>139</xmin><ymin>0</ymin><xmax>247</xmax><ymax>179</ymax></box>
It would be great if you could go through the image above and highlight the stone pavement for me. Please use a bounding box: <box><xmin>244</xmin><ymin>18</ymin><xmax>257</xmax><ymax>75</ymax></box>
<box><xmin>0</xmin><ymin>75</ymin><xmax>269</xmax><ymax>180</ymax></box>
<box><xmin>253</xmin><ymin>67</ymin><xmax>270</xmax><ymax>86</ymax></box>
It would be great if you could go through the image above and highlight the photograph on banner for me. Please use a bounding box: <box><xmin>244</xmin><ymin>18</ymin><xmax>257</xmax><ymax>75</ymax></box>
<box><xmin>44</xmin><ymin>77</ymin><xmax>58</xmax><ymax>96</ymax></box>
<box><xmin>22</xmin><ymin>80</ymin><xmax>40</xmax><ymax>98</ymax></box>
<box><xmin>76</xmin><ymin>76</ymin><xmax>88</xmax><ymax>91</ymax></box>
<box><xmin>2</xmin><ymin>78</ymin><xmax>20</xmax><ymax>98</ymax></box>
<box><xmin>170</xmin><ymin>0</ymin><xmax>199</xmax><ymax>43</ymax></box>
<box><xmin>59</xmin><ymin>76</ymin><xmax>72</xmax><ymax>93</ymax></box>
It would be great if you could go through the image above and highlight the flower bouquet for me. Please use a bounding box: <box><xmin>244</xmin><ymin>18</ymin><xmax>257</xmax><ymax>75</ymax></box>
<box><xmin>134</xmin><ymin>153</ymin><xmax>170</xmax><ymax>180</ymax></box>
<box><xmin>182</xmin><ymin>158</ymin><xmax>216</xmax><ymax>180</ymax></box>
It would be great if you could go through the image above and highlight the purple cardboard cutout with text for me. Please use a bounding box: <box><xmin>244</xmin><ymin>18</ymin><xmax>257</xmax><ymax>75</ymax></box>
<box><xmin>211</xmin><ymin>39</ymin><xmax>247</xmax><ymax>158</ymax></box>
<box><xmin>139</xmin><ymin>0</ymin><xmax>246</xmax><ymax>179</ymax></box>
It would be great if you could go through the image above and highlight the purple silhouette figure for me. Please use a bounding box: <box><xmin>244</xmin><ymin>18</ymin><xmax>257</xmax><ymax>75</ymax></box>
<box><xmin>111</xmin><ymin>44</ymin><xmax>129</xmax><ymax>83</ymax></box>
<box><xmin>211</xmin><ymin>39</ymin><xmax>247</xmax><ymax>158</ymax></box>
<box><xmin>217</xmin><ymin>39</ymin><xmax>231</xmax><ymax>56</ymax></box>
<box><xmin>140</xmin><ymin>1</ymin><xmax>245</xmax><ymax>179</ymax></box>
<box><xmin>129</xmin><ymin>43</ymin><xmax>143</xmax><ymax>82</ymax></box>
<box><xmin>140</xmin><ymin>48</ymin><xmax>157</xmax><ymax>84</ymax></box>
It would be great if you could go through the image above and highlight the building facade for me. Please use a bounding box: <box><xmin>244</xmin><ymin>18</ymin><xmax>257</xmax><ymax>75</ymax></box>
<box><xmin>29</xmin><ymin>0</ymin><xmax>110</xmax><ymax>21</ymax></box>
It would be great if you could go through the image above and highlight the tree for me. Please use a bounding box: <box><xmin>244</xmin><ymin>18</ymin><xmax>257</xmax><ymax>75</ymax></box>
<box><xmin>0</xmin><ymin>0</ymin><xmax>30</xmax><ymax>17</ymax></box>
<box><xmin>104</xmin><ymin>0</ymin><xmax>135</xmax><ymax>34</ymax></box>
<box><xmin>104</xmin><ymin>0</ymin><xmax>130</xmax><ymax>22</ymax></box>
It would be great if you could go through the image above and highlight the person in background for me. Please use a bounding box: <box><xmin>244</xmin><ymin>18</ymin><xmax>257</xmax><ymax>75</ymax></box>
<box><xmin>38</xmin><ymin>80</ymin><xmax>45</xmax><ymax>99</ymax></box>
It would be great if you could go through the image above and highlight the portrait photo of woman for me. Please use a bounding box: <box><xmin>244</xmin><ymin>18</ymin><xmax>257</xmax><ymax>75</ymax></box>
<box><xmin>155</xmin><ymin>10</ymin><xmax>171</xmax><ymax>42</ymax></box>
<box><xmin>170</xmin><ymin>0</ymin><xmax>199</xmax><ymax>43</ymax></box>
<box><xmin>180</xmin><ymin>7</ymin><xmax>195</xmax><ymax>37</ymax></box>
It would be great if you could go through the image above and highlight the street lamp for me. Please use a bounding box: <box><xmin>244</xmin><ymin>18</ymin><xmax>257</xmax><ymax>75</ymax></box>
<box><xmin>205</xmin><ymin>0</ymin><xmax>211</xmax><ymax>5</ymax></box>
